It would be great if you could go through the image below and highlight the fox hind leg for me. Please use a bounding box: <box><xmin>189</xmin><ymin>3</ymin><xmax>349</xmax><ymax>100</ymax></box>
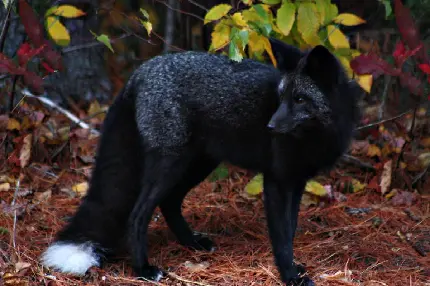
<box><xmin>159</xmin><ymin>157</ymin><xmax>220</xmax><ymax>251</ymax></box>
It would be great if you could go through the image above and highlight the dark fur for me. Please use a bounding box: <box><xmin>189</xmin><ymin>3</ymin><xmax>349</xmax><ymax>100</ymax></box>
<box><xmin>48</xmin><ymin>39</ymin><xmax>362</xmax><ymax>285</ymax></box>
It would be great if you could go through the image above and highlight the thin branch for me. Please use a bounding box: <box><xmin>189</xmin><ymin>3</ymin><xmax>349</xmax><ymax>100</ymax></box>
<box><xmin>21</xmin><ymin>89</ymin><xmax>100</xmax><ymax>136</ymax></box>
<box><xmin>355</xmin><ymin>109</ymin><xmax>412</xmax><ymax>131</ymax></box>
<box><xmin>154</xmin><ymin>0</ymin><xmax>204</xmax><ymax>21</ymax></box>
<box><xmin>341</xmin><ymin>154</ymin><xmax>375</xmax><ymax>171</ymax></box>
<box><xmin>62</xmin><ymin>33</ymin><xmax>133</xmax><ymax>53</ymax></box>
<box><xmin>188</xmin><ymin>0</ymin><xmax>208</xmax><ymax>11</ymax></box>
<box><xmin>167</xmin><ymin>272</ymin><xmax>213</xmax><ymax>286</ymax></box>
<box><xmin>0</xmin><ymin>0</ymin><xmax>15</xmax><ymax>52</ymax></box>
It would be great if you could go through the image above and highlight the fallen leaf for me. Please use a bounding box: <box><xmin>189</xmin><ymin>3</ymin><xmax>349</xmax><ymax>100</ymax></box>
<box><xmin>351</xmin><ymin>178</ymin><xmax>366</xmax><ymax>192</ymax></box>
<box><xmin>380</xmin><ymin>160</ymin><xmax>392</xmax><ymax>195</ymax></box>
<box><xmin>35</xmin><ymin>190</ymin><xmax>52</xmax><ymax>202</ymax></box>
<box><xmin>391</xmin><ymin>189</ymin><xmax>417</xmax><ymax>206</ymax></box>
<box><xmin>305</xmin><ymin>180</ymin><xmax>328</xmax><ymax>197</ymax></box>
<box><xmin>420</xmin><ymin>137</ymin><xmax>430</xmax><ymax>148</ymax></box>
<box><xmin>418</xmin><ymin>152</ymin><xmax>430</xmax><ymax>168</ymax></box>
<box><xmin>0</xmin><ymin>182</ymin><xmax>10</xmax><ymax>191</ymax></box>
<box><xmin>245</xmin><ymin>174</ymin><xmax>263</xmax><ymax>196</ymax></box>
<box><xmin>15</xmin><ymin>261</ymin><xmax>31</xmax><ymax>272</ymax></box>
<box><xmin>72</xmin><ymin>182</ymin><xmax>88</xmax><ymax>196</ymax></box>
<box><xmin>184</xmin><ymin>261</ymin><xmax>210</xmax><ymax>273</ymax></box>
<box><xmin>367</xmin><ymin>144</ymin><xmax>381</xmax><ymax>158</ymax></box>
<box><xmin>320</xmin><ymin>270</ymin><xmax>353</xmax><ymax>282</ymax></box>
<box><xmin>7</xmin><ymin>118</ymin><xmax>21</xmax><ymax>131</ymax></box>
<box><xmin>19</xmin><ymin>134</ymin><xmax>32</xmax><ymax>168</ymax></box>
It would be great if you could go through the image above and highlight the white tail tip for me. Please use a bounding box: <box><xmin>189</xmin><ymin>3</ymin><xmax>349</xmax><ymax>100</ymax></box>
<box><xmin>40</xmin><ymin>242</ymin><xmax>100</xmax><ymax>275</ymax></box>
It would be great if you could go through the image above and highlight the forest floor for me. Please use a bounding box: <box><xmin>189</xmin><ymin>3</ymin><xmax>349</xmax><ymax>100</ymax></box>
<box><xmin>0</xmin><ymin>100</ymin><xmax>430</xmax><ymax>286</ymax></box>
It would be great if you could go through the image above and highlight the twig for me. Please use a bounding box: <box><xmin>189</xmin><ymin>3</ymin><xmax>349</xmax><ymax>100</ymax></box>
<box><xmin>62</xmin><ymin>33</ymin><xmax>133</xmax><ymax>53</ymax></box>
<box><xmin>167</xmin><ymin>272</ymin><xmax>213</xmax><ymax>286</ymax></box>
<box><xmin>341</xmin><ymin>154</ymin><xmax>375</xmax><ymax>170</ymax></box>
<box><xmin>412</xmin><ymin>165</ymin><xmax>429</xmax><ymax>186</ymax></box>
<box><xmin>378</xmin><ymin>75</ymin><xmax>391</xmax><ymax>120</ymax></box>
<box><xmin>154</xmin><ymin>0</ymin><xmax>204</xmax><ymax>21</ymax></box>
<box><xmin>188</xmin><ymin>0</ymin><xmax>208</xmax><ymax>11</ymax></box>
<box><xmin>356</xmin><ymin>109</ymin><xmax>412</xmax><ymax>131</ymax></box>
<box><xmin>21</xmin><ymin>89</ymin><xmax>100</xmax><ymax>136</ymax></box>
<box><xmin>0</xmin><ymin>0</ymin><xmax>15</xmax><ymax>52</ymax></box>
<box><xmin>11</xmin><ymin>178</ymin><xmax>20</xmax><ymax>250</ymax></box>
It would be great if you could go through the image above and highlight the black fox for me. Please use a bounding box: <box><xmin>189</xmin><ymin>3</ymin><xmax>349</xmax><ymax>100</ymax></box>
<box><xmin>40</xmin><ymin>39</ymin><xmax>362</xmax><ymax>285</ymax></box>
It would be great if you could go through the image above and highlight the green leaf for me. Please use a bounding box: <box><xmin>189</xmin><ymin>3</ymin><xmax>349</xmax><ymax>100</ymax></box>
<box><xmin>209</xmin><ymin>19</ymin><xmax>232</xmax><ymax>51</ymax></box>
<box><xmin>90</xmin><ymin>31</ymin><xmax>114</xmax><ymax>53</ymax></box>
<box><xmin>297</xmin><ymin>3</ymin><xmax>321</xmax><ymax>46</ymax></box>
<box><xmin>321</xmin><ymin>0</ymin><xmax>338</xmax><ymax>25</ymax></box>
<box><xmin>204</xmin><ymin>4</ymin><xmax>232</xmax><ymax>24</ymax></box>
<box><xmin>231</xmin><ymin>27</ymin><xmax>249</xmax><ymax>49</ymax></box>
<box><xmin>207</xmin><ymin>163</ymin><xmax>229</xmax><ymax>182</ymax></box>
<box><xmin>253</xmin><ymin>4</ymin><xmax>269</xmax><ymax>22</ymax></box>
<box><xmin>245</xmin><ymin>174</ymin><xmax>263</xmax><ymax>196</ymax></box>
<box><xmin>140</xmin><ymin>8</ymin><xmax>150</xmax><ymax>19</ymax></box>
<box><xmin>380</xmin><ymin>0</ymin><xmax>392</xmax><ymax>18</ymax></box>
<box><xmin>276</xmin><ymin>2</ymin><xmax>296</xmax><ymax>36</ymax></box>
<box><xmin>229</xmin><ymin>41</ymin><xmax>243</xmax><ymax>62</ymax></box>
<box><xmin>261</xmin><ymin>0</ymin><xmax>281</xmax><ymax>4</ymax></box>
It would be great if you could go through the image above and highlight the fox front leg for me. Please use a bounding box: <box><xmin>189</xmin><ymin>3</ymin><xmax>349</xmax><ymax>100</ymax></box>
<box><xmin>263</xmin><ymin>174</ymin><xmax>314</xmax><ymax>286</ymax></box>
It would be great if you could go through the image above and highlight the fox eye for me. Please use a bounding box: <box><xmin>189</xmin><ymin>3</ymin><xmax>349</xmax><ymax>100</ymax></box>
<box><xmin>293</xmin><ymin>95</ymin><xmax>305</xmax><ymax>104</ymax></box>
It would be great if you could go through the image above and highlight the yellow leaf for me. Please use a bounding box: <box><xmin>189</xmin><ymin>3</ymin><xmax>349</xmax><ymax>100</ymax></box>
<box><xmin>231</xmin><ymin>12</ymin><xmax>247</xmax><ymax>27</ymax></box>
<box><xmin>46</xmin><ymin>16</ymin><xmax>71</xmax><ymax>46</ymax></box>
<box><xmin>204</xmin><ymin>4</ymin><xmax>232</xmax><ymax>24</ymax></box>
<box><xmin>248</xmin><ymin>30</ymin><xmax>265</xmax><ymax>55</ymax></box>
<box><xmin>210</xmin><ymin>19</ymin><xmax>231</xmax><ymax>51</ymax></box>
<box><xmin>46</xmin><ymin>5</ymin><xmax>86</xmax><ymax>18</ymax></box>
<box><xmin>355</xmin><ymin>74</ymin><xmax>373</xmax><ymax>93</ymax></box>
<box><xmin>305</xmin><ymin>180</ymin><xmax>328</xmax><ymax>197</ymax></box>
<box><xmin>418</xmin><ymin>152</ymin><xmax>430</xmax><ymax>168</ymax></box>
<box><xmin>334</xmin><ymin>13</ymin><xmax>366</xmax><ymax>26</ymax></box>
<box><xmin>327</xmin><ymin>25</ymin><xmax>350</xmax><ymax>49</ymax></box>
<box><xmin>338</xmin><ymin>56</ymin><xmax>353</xmax><ymax>78</ymax></box>
<box><xmin>351</xmin><ymin>178</ymin><xmax>366</xmax><ymax>192</ymax></box>
<box><xmin>72</xmin><ymin>182</ymin><xmax>89</xmax><ymax>197</ymax></box>
<box><xmin>242</xmin><ymin>0</ymin><xmax>253</xmax><ymax>4</ymax></box>
<box><xmin>297</xmin><ymin>3</ymin><xmax>321</xmax><ymax>46</ymax></box>
<box><xmin>7</xmin><ymin>118</ymin><xmax>20</xmax><ymax>130</ymax></box>
<box><xmin>141</xmin><ymin>21</ymin><xmax>152</xmax><ymax>35</ymax></box>
<box><xmin>245</xmin><ymin>174</ymin><xmax>263</xmax><ymax>196</ymax></box>
<box><xmin>276</xmin><ymin>2</ymin><xmax>296</xmax><ymax>36</ymax></box>
<box><xmin>263</xmin><ymin>36</ymin><xmax>277</xmax><ymax>67</ymax></box>
<box><xmin>367</xmin><ymin>144</ymin><xmax>381</xmax><ymax>157</ymax></box>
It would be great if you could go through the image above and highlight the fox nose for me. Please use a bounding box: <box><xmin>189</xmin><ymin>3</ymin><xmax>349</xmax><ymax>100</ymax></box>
<box><xmin>267</xmin><ymin>120</ymin><xmax>276</xmax><ymax>130</ymax></box>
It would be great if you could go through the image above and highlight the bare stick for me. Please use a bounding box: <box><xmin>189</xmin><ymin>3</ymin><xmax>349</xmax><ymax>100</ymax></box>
<box><xmin>21</xmin><ymin>89</ymin><xmax>100</xmax><ymax>136</ymax></box>
<box><xmin>356</xmin><ymin>109</ymin><xmax>412</xmax><ymax>131</ymax></box>
<box><xmin>11</xmin><ymin>178</ymin><xmax>20</xmax><ymax>250</ymax></box>
<box><xmin>0</xmin><ymin>0</ymin><xmax>15</xmax><ymax>52</ymax></box>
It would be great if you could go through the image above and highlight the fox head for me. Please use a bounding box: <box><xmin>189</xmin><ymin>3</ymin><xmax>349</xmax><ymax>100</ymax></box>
<box><xmin>267</xmin><ymin>39</ymin><xmax>362</xmax><ymax>139</ymax></box>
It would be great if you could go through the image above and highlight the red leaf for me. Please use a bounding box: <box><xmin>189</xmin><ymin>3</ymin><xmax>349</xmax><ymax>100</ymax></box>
<box><xmin>41</xmin><ymin>49</ymin><xmax>63</xmax><ymax>71</ymax></box>
<box><xmin>17</xmin><ymin>42</ymin><xmax>46</xmax><ymax>66</ymax></box>
<box><xmin>350</xmin><ymin>54</ymin><xmax>400</xmax><ymax>78</ymax></box>
<box><xmin>22</xmin><ymin>71</ymin><xmax>44</xmax><ymax>94</ymax></box>
<box><xmin>41</xmin><ymin>62</ymin><xmax>55</xmax><ymax>74</ymax></box>
<box><xmin>418</xmin><ymin>64</ymin><xmax>430</xmax><ymax>75</ymax></box>
<box><xmin>18</xmin><ymin>0</ymin><xmax>45</xmax><ymax>48</ymax></box>
<box><xmin>399</xmin><ymin>72</ymin><xmax>424</xmax><ymax>96</ymax></box>
<box><xmin>393</xmin><ymin>41</ymin><xmax>405</xmax><ymax>58</ymax></box>
<box><xmin>395</xmin><ymin>0</ymin><xmax>428</xmax><ymax>63</ymax></box>
<box><xmin>0</xmin><ymin>53</ymin><xmax>26</xmax><ymax>75</ymax></box>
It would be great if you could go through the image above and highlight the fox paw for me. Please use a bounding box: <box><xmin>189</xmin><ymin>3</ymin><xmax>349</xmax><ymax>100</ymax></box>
<box><xmin>135</xmin><ymin>265</ymin><xmax>165</xmax><ymax>282</ymax></box>
<box><xmin>286</xmin><ymin>276</ymin><xmax>315</xmax><ymax>286</ymax></box>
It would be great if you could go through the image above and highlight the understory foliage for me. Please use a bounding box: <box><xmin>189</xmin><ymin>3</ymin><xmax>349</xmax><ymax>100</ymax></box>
<box><xmin>204</xmin><ymin>0</ymin><xmax>430</xmax><ymax>197</ymax></box>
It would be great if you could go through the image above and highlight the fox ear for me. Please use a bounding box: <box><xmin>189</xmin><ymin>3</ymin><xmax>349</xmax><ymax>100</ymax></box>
<box><xmin>269</xmin><ymin>38</ymin><xmax>304</xmax><ymax>72</ymax></box>
<box><xmin>302</xmin><ymin>45</ymin><xmax>342</xmax><ymax>88</ymax></box>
